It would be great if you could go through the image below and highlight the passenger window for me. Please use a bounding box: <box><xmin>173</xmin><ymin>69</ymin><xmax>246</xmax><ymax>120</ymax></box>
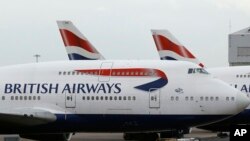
<box><xmin>190</xmin><ymin>96</ymin><xmax>194</xmax><ymax>101</ymax></box>
<box><xmin>200</xmin><ymin>97</ymin><xmax>204</xmax><ymax>101</ymax></box>
<box><xmin>100</xmin><ymin>96</ymin><xmax>103</xmax><ymax>100</ymax></box>
<box><xmin>175</xmin><ymin>96</ymin><xmax>179</xmax><ymax>101</ymax></box>
<box><xmin>29</xmin><ymin>96</ymin><xmax>32</xmax><ymax>100</ymax></box>
<box><xmin>110</xmin><ymin>96</ymin><xmax>113</xmax><ymax>100</ymax></box>
<box><xmin>231</xmin><ymin>97</ymin><xmax>235</xmax><ymax>101</ymax></box>
<box><xmin>210</xmin><ymin>97</ymin><xmax>214</xmax><ymax>101</ymax></box>
<box><xmin>133</xmin><ymin>96</ymin><xmax>136</xmax><ymax>100</ymax></box>
<box><xmin>123</xmin><ymin>96</ymin><xmax>127</xmax><ymax>100</ymax></box>
<box><xmin>96</xmin><ymin>96</ymin><xmax>99</xmax><ymax>100</ymax></box>
<box><xmin>38</xmin><ymin>96</ymin><xmax>41</xmax><ymax>100</ymax></box>
<box><xmin>33</xmin><ymin>96</ymin><xmax>36</xmax><ymax>100</ymax></box>
<box><xmin>11</xmin><ymin>96</ymin><xmax>14</xmax><ymax>100</ymax></box>
<box><xmin>2</xmin><ymin>96</ymin><xmax>5</xmax><ymax>100</ymax></box>
<box><xmin>128</xmin><ymin>96</ymin><xmax>131</xmax><ymax>100</ymax></box>
<box><xmin>24</xmin><ymin>96</ymin><xmax>27</xmax><ymax>100</ymax></box>
<box><xmin>72</xmin><ymin>71</ymin><xmax>75</xmax><ymax>75</ymax></box>
<box><xmin>226</xmin><ymin>97</ymin><xmax>229</xmax><ymax>101</ymax></box>
<box><xmin>15</xmin><ymin>96</ymin><xmax>18</xmax><ymax>100</ymax></box>
<box><xmin>205</xmin><ymin>97</ymin><xmax>208</xmax><ymax>101</ymax></box>
<box><xmin>105</xmin><ymin>96</ymin><xmax>108</xmax><ymax>100</ymax></box>
<box><xmin>119</xmin><ymin>96</ymin><xmax>122</xmax><ymax>100</ymax></box>
<box><xmin>114</xmin><ymin>96</ymin><xmax>117</xmax><ymax>100</ymax></box>
<box><xmin>171</xmin><ymin>96</ymin><xmax>174</xmax><ymax>101</ymax></box>
<box><xmin>20</xmin><ymin>96</ymin><xmax>23</xmax><ymax>100</ymax></box>
<box><xmin>82</xmin><ymin>96</ymin><xmax>85</xmax><ymax>100</ymax></box>
<box><xmin>91</xmin><ymin>96</ymin><xmax>94</xmax><ymax>100</ymax></box>
<box><xmin>59</xmin><ymin>72</ymin><xmax>62</xmax><ymax>75</ymax></box>
<box><xmin>215</xmin><ymin>97</ymin><xmax>219</xmax><ymax>101</ymax></box>
<box><xmin>185</xmin><ymin>96</ymin><xmax>189</xmax><ymax>101</ymax></box>
<box><xmin>87</xmin><ymin>96</ymin><xmax>90</xmax><ymax>100</ymax></box>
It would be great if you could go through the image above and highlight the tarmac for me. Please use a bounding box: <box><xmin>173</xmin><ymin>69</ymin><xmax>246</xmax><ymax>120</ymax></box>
<box><xmin>0</xmin><ymin>128</ymin><xmax>229</xmax><ymax>141</ymax></box>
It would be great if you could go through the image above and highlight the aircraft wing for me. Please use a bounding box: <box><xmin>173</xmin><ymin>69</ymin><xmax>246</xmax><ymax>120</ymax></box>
<box><xmin>0</xmin><ymin>107</ymin><xmax>57</xmax><ymax>126</ymax></box>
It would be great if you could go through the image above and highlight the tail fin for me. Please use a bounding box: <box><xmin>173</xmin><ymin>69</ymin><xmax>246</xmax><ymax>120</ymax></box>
<box><xmin>57</xmin><ymin>21</ymin><xmax>105</xmax><ymax>60</ymax></box>
<box><xmin>151</xmin><ymin>29</ymin><xmax>204</xmax><ymax>67</ymax></box>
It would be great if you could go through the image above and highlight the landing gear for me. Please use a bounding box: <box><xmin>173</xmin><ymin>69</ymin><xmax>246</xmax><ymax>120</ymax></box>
<box><xmin>217</xmin><ymin>132</ymin><xmax>229</xmax><ymax>138</ymax></box>
<box><xmin>160</xmin><ymin>130</ymin><xmax>184</xmax><ymax>138</ymax></box>
<box><xmin>123</xmin><ymin>133</ymin><xmax>159</xmax><ymax>141</ymax></box>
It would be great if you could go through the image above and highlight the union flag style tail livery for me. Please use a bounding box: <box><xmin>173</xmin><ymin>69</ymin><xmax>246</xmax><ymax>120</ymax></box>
<box><xmin>151</xmin><ymin>29</ymin><xmax>204</xmax><ymax>67</ymax></box>
<box><xmin>57</xmin><ymin>21</ymin><xmax>105</xmax><ymax>60</ymax></box>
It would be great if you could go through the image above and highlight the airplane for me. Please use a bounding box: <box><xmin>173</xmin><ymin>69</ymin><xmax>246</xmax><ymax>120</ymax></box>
<box><xmin>0</xmin><ymin>60</ymin><xmax>248</xmax><ymax>141</ymax></box>
<box><xmin>0</xmin><ymin>25</ymin><xmax>247</xmax><ymax>141</ymax></box>
<box><xmin>56</xmin><ymin>22</ymin><xmax>250</xmax><ymax>140</ymax></box>
<box><xmin>151</xmin><ymin>29</ymin><xmax>250</xmax><ymax>136</ymax></box>
<box><xmin>57</xmin><ymin>21</ymin><xmax>105</xmax><ymax>60</ymax></box>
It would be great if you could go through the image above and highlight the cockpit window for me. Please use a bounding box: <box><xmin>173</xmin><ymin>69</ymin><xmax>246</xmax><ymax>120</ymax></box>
<box><xmin>188</xmin><ymin>68</ymin><xmax>209</xmax><ymax>74</ymax></box>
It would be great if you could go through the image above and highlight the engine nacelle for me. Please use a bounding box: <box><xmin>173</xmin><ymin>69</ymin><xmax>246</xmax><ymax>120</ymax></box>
<box><xmin>19</xmin><ymin>133</ymin><xmax>73</xmax><ymax>141</ymax></box>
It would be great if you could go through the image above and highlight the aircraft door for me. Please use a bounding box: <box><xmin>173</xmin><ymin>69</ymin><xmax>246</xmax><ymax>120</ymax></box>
<box><xmin>149</xmin><ymin>88</ymin><xmax>160</xmax><ymax>108</ymax></box>
<box><xmin>65</xmin><ymin>91</ymin><xmax>76</xmax><ymax>108</ymax></box>
<box><xmin>99</xmin><ymin>62</ymin><xmax>113</xmax><ymax>82</ymax></box>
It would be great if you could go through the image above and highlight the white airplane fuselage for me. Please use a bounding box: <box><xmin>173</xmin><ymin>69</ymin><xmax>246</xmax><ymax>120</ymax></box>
<box><xmin>0</xmin><ymin>60</ymin><xmax>247</xmax><ymax>134</ymax></box>
<box><xmin>197</xmin><ymin>66</ymin><xmax>250</xmax><ymax>131</ymax></box>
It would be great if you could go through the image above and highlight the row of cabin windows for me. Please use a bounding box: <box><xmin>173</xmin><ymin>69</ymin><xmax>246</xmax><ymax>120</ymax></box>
<box><xmin>58</xmin><ymin>71</ymin><xmax>157</xmax><ymax>76</ymax></box>
<box><xmin>59</xmin><ymin>71</ymin><xmax>98</xmax><ymax>76</ymax></box>
<box><xmin>170</xmin><ymin>96</ymin><xmax>235</xmax><ymax>102</ymax></box>
<box><xmin>236</xmin><ymin>74</ymin><xmax>250</xmax><ymax>78</ymax></box>
<box><xmin>171</xmin><ymin>96</ymin><xmax>195</xmax><ymax>101</ymax></box>
<box><xmin>226</xmin><ymin>96</ymin><xmax>235</xmax><ymax>101</ymax></box>
<box><xmin>8</xmin><ymin>96</ymin><xmax>41</xmax><ymax>101</ymax></box>
<box><xmin>82</xmin><ymin>96</ymin><xmax>136</xmax><ymax>101</ymax></box>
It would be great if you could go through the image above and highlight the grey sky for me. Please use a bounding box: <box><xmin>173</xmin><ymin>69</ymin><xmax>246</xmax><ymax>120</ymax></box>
<box><xmin>0</xmin><ymin>0</ymin><xmax>250</xmax><ymax>67</ymax></box>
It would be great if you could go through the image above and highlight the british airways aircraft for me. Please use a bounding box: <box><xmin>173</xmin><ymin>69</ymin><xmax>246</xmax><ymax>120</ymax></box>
<box><xmin>151</xmin><ymin>29</ymin><xmax>250</xmax><ymax>135</ymax></box>
<box><xmin>56</xmin><ymin>22</ymin><xmax>250</xmax><ymax>140</ymax></box>
<box><xmin>0</xmin><ymin>60</ymin><xmax>248</xmax><ymax>141</ymax></box>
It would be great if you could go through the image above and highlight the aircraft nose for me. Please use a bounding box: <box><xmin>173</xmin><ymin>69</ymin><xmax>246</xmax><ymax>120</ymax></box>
<box><xmin>236</xmin><ymin>92</ymin><xmax>250</xmax><ymax>112</ymax></box>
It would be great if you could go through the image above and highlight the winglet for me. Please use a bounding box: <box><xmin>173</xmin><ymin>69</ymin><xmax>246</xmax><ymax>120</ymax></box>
<box><xmin>151</xmin><ymin>29</ymin><xmax>204</xmax><ymax>68</ymax></box>
<box><xmin>57</xmin><ymin>21</ymin><xmax>105</xmax><ymax>60</ymax></box>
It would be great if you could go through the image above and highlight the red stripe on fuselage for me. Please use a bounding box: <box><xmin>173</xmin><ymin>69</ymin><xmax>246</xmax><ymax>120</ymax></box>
<box><xmin>76</xmin><ymin>68</ymin><xmax>167</xmax><ymax>79</ymax></box>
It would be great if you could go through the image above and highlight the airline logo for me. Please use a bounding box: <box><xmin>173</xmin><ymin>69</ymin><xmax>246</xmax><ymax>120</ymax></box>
<box><xmin>76</xmin><ymin>68</ymin><xmax>168</xmax><ymax>91</ymax></box>
<box><xmin>57</xmin><ymin>21</ymin><xmax>104</xmax><ymax>60</ymax></box>
<box><xmin>151</xmin><ymin>30</ymin><xmax>204</xmax><ymax>68</ymax></box>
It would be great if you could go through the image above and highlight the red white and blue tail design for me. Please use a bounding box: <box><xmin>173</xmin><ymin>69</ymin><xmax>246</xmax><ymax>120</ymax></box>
<box><xmin>57</xmin><ymin>21</ymin><xmax>105</xmax><ymax>60</ymax></box>
<box><xmin>151</xmin><ymin>29</ymin><xmax>204</xmax><ymax>68</ymax></box>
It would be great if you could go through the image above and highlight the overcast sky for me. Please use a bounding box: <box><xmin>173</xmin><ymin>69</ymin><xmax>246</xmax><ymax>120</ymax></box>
<box><xmin>1</xmin><ymin>0</ymin><xmax>250</xmax><ymax>67</ymax></box>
